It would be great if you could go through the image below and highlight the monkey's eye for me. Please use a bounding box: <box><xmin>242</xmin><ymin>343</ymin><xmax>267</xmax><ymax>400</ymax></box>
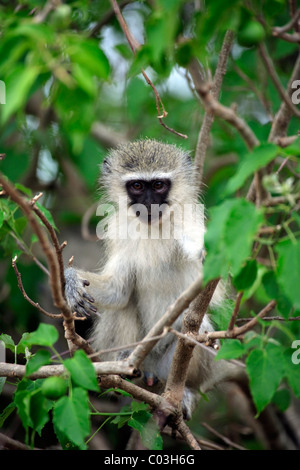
<box><xmin>130</xmin><ymin>181</ymin><xmax>144</xmax><ymax>192</ymax></box>
<box><xmin>152</xmin><ymin>181</ymin><xmax>166</xmax><ymax>191</ymax></box>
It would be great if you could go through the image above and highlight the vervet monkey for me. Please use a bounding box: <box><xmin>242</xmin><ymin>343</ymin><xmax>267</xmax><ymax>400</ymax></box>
<box><xmin>65</xmin><ymin>139</ymin><xmax>240</xmax><ymax>418</ymax></box>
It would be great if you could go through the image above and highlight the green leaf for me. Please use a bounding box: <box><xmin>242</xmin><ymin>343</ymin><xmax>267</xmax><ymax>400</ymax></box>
<box><xmin>127</xmin><ymin>77</ymin><xmax>150</xmax><ymax>122</ymax></box>
<box><xmin>204</xmin><ymin>199</ymin><xmax>263</xmax><ymax>281</ymax></box>
<box><xmin>224</xmin><ymin>200</ymin><xmax>263</xmax><ymax>276</ymax></box>
<box><xmin>128</xmin><ymin>408</ymin><xmax>163</xmax><ymax>450</ymax></box>
<box><xmin>35</xmin><ymin>202</ymin><xmax>58</xmax><ymax>230</ymax></box>
<box><xmin>224</xmin><ymin>143</ymin><xmax>279</xmax><ymax>195</ymax></box>
<box><xmin>53</xmin><ymin>387</ymin><xmax>90</xmax><ymax>449</ymax></box>
<box><xmin>72</xmin><ymin>63</ymin><xmax>97</xmax><ymax>97</ymax></box>
<box><xmin>111</xmin><ymin>415</ymin><xmax>130</xmax><ymax>429</ymax></box>
<box><xmin>21</xmin><ymin>323</ymin><xmax>59</xmax><ymax>348</ymax></box>
<box><xmin>140</xmin><ymin>417</ymin><xmax>163</xmax><ymax>450</ymax></box>
<box><xmin>0</xmin><ymin>333</ymin><xmax>16</xmax><ymax>353</ymax></box>
<box><xmin>203</xmin><ymin>199</ymin><xmax>237</xmax><ymax>282</ymax></box>
<box><xmin>233</xmin><ymin>259</ymin><xmax>258</xmax><ymax>291</ymax></box>
<box><xmin>262</xmin><ymin>270</ymin><xmax>292</xmax><ymax>318</ymax></box>
<box><xmin>284</xmin><ymin>346</ymin><xmax>300</xmax><ymax>398</ymax></box>
<box><xmin>30</xmin><ymin>390</ymin><xmax>52</xmax><ymax>435</ymax></box>
<box><xmin>215</xmin><ymin>339</ymin><xmax>246</xmax><ymax>360</ymax></box>
<box><xmin>14</xmin><ymin>183</ymin><xmax>33</xmax><ymax>197</ymax></box>
<box><xmin>26</xmin><ymin>349</ymin><xmax>51</xmax><ymax>377</ymax></box>
<box><xmin>0</xmin><ymin>402</ymin><xmax>16</xmax><ymax>427</ymax></box>
<box><xmin>14</xmin><ymin>379</ymin><xmax>52</xmax><ymax>433</ymax></box>
<box><xmin>1</xmin><ymin>65</ymin><xmax>39</xmax><ymax>123</ymax></box>
<box><xmin>275</xmin><ymin>239</ymin><xmax>300</xmax><ymax>310</ymax></box>
<box><xmin>66</xmin><ymin>38</ymin><xmax>110</xmax><ymax>80</ymax></box>
<box><xmin>246</xmin><ymin>342</ymin><xmax>285</xmax><ymax>414</ymax></box>
<box><xmin>64</xmin><ymin>349</ymin><xmax>99</xmax><ymax>392</ymax></box>
<box><xmin>272</xmin><ymin>389</ymin><xmax>291</xmax><ymax>412</ymax></box>
<box><xmin>0</xmin><ymin>377</ymin><xmax>6</xmax><ymax>395</ymax></box>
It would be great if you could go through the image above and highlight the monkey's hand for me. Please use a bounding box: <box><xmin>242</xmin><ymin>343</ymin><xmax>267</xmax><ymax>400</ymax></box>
<box><xmin>64</xmin><ymin>267</ymin><xmax>98</xmax><ymax>317</ymax></box>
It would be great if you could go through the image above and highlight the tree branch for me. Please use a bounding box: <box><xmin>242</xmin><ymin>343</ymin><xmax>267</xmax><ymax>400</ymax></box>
<box><xmin>258</xmin><ymin>42</ymin><xmax>300</xmax><ymax>119</ymax></box>
<box><xmin>163</xmin><ymin>279</ymin><xmax>220</xmax><ymax>409</ymax></box>
<box><xmin>194</xmin><ymin>30</ymin><xmax>235</xmax><ymax>192</ymax></box>
<box><xmin>268</xmin><ymin>49</ymin><xmax>300</xmax><ymax>142</ymax></box>
<box><xmin>189</xmin><ymin>60</ymin><xmax>259</xmax><ymax>150</ymax></box>
<box><xmin>0</xmin><ymin>361</ymin><xmax>137</xmax><ymax>380</ymax></box>
<box><xmin>0</xmin><ymin>174</ymin><xmax>93</xmax><ymax>356</ymax></box>
<box><xmin>196</xmin><ymin>300</ymin><xmax>277</xmax><ymax>343</ymax></box>
<box><xmin>109</xmin><ymin>0</ymin><xmax>187</xmax><ymax>139</ymax></box>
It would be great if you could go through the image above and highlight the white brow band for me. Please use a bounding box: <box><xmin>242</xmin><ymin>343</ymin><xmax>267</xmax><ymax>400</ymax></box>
<box><xmin>121</xmin><ymin>172</ymin><xmax>173</xmax><ymax>182</ymax></box>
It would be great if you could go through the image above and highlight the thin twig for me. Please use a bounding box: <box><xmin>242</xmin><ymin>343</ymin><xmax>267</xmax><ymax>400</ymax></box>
<box><xmin>228</xmin><ymin>291</ymin><xmax>244</xmax><ymax>331</ymax></box>
<box><xmin>272</xmin><ymin>31</ymin><xmax>300</xmax><ymax>42</ymax></box>
<box><xmin>0</xmin><ymin>174</ymin><xmax>93</xmax><ymax>357</ymax></box>
<box><xmin>176</xmin><ymin>419</ymin><xmax>202</xmax><ymax>450</ymax></box>
<box><xmin>258</xmin><ymin>43</ymin><xmax>300</xmax><ymax>119</ymax></box>
<box><xmin>272</xmin><ymin>9</ymin><xmax>300</xmax><ymax>34</ymax></box>
<box><xmin>12</xmin><ymin>256</ymin><xmax>62</xmax><ymax>319</ymax></box>
<box><xmin>268</xmin><ymin>50</ymin><xmax>300</xmax><ymax>142</ymax></box>
<box><xmin>189</xmin><ymin>61</ymin><xmax>259</xmax><ymax>150</ymax></box>
<box><xmin>196</xmin><ymin>300</ymin><xmax>277</xmax><ymax>343</ymax></box>
<box><xmin>109</xmin><ymin>0</ymin><xmax>187</xmax><ymax>139</ymax></box>
<box><xmin>89</xmin><ymin>328</ymin><xmax>170</xmax><ymax>358</ymax></box>
<box><xmin>194</xmin><ymin>30</ymin><xmax>235</xmax><ymax>191</ymax></box>
<box><xmin>233</xmin><ymin>63</ymin><xmax>273</xmax><ymax>120</ymax></box>
<box><xmin>236</xmin><ymin>315</ymin><xmax>300</xmax><ymax>323</ymax></box>
<box><xmin>202</xmin><ymin>422</ymin><xmax>246</xmax><ymax>450</ymax></box>
<box><xmin>30</xmin><ymin>195</ymin><xmax>66</xmax><ymax>295</ymax></box>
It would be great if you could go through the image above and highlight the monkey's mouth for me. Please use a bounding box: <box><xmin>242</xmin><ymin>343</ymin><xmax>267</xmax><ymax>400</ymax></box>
<box><xmin>136</xmin><ymin>209</ymin><xmax>164</xmax><ymax>225</ymax></box>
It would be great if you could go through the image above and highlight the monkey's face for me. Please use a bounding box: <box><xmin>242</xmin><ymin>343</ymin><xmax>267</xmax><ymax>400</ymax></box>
<box><xmin>125</xmin><ymin>178</ymin><xmax>172</xmax><ymax>224</ymax></box>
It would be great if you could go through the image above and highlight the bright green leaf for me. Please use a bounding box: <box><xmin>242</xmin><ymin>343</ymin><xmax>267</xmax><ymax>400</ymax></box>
<box><xmin>0</xmin><ymin>402</ymin><xmax>16</xmax><ymax>427</ymax></box>
<box><xmin>233</xmin><ymin>259</ymin><xmax>258</xmax><ymax>291</ymax></box>
<box><xmin>26</xmin><ymin>350</ymin><xmax>51</xmax><ymax>377</ymax></box>
<box><xmin>284</xmin><ymin>347</ymin><xmax>300</xmax><ymax>398</ymax></box>
<box><xmin>215</xmin><ymin>339</ymin><xmax>246</xmax><ymax>360</ymax></box>
<box><xmin>246</xmin><ymin>342</ymin><xmax>285</xmax><ymax>414</ymax></box>
<box><xmin>1</xmin><ymin>65</ymin><xmax>39</xmax><ymax>123</ymax></box>
<box><xmin>35</xmin><ymin>202</ymin><xmax>58</xmax><ymax>230</ymax></box>
<box><xmin>224</xmin><ymin>143</ymin><xmax>279</xmax><ymax>195</ymax></box>
<box><xmin>21</xmin><ymin>323</ymin><xmax>59</xmax><ymax>348</ymax></box>
<box><xmin>64</xmin><ymin>349</ymin><xmax>99</xmax><ymax>392</ymax></box>
<box><xmin>224</xmin><ymin>200</ymin><xmax>263</xmax><ymax>276</ymax></box>
<box><xmin>53</xmin><ymin>387</ymin><xmax>90</xmax><ymax>449</ymax></box>
<box><xmin>275</xmin><ymin>239</ymin><xmax>300</xmax><ymax>310</ymax></box>
<box><xmin>66</xmin><ymin>38</ymin><xmax>110</xmax><ymax>80</ymax></box>
<box><xmin>0</xmin><ymin>334</ymin><xmax>16</xmax><ymax>353</ymax></box>
<box><xmin>14</xmin><ymin>378</ymin><xmax>51</xmax><ymax>433</ymax></box>
<box><xmin>204</xmin><ymin>199</ymin><xmax>263</xmax><ymax>281</ymax></box>
<box><xmin>262</xmin><ymin>270</ymin><xmax>292</xmax><ymax>318</ymax></box>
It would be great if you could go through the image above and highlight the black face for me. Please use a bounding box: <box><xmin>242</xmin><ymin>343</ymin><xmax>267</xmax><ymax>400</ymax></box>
<box><xmin>125</xmin><ymin>179</ymin><xmax>171</xmax><ymax>223</ymax></box>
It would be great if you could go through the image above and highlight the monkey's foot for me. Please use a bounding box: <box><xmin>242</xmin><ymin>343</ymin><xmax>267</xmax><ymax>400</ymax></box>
<box><xmin>64</xmin><ymin>267</ymin><xmax>98</xmax><ymax>317</ymax></box>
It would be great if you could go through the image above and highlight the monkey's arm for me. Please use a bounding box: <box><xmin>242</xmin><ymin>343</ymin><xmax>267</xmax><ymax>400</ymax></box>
<box><xmin>64</xmin><ymin>258</ymin><xmax>134</xmax><ymax>316</ymax></box>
